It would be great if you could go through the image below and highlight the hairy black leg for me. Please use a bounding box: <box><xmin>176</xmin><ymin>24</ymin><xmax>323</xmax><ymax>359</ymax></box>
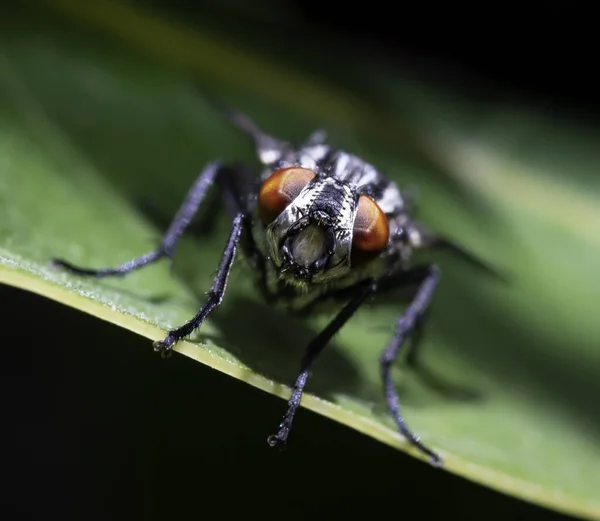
<box><xmin>152</xmin><ymin>213</ymin><xmax>244</xmax><ymax>358</ymax></box>
<box><xmin>380</xmin><ymin>264</ymin><xmax>442</xmax><ymax>465</ymax></box>
<box><xmin>268</xmin><ymin>280</ymin><xmax>377</xmax><ymax>448</ymax></box>
<box><xmin>52</xmin><ymin>161</ymin><xmax>223</xmax><ymax>278</ymax></box>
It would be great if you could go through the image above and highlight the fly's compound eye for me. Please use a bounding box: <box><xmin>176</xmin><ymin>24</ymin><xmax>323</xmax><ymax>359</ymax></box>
<box><xmin>351</xmin><ymin>195</ymin><xmax>390</xmax><ymax>265</ymax></box>
<box><xmin>257</xmin><ymin>167</ymin><xmax>316</xmax><ymax>224</ymax></box>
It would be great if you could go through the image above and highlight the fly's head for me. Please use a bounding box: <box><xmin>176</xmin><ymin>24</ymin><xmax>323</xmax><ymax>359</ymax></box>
<box><xmin>256</xmin><ymin>166</ymin><xmax>390</xmax><ymax>286</ymax></box>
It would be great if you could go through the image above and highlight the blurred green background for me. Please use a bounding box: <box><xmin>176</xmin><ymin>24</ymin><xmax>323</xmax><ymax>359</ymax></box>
<box><xmin>1</xmin><ymin>1</ymin><xmax>599</xmax><ymax>520</ymax></box>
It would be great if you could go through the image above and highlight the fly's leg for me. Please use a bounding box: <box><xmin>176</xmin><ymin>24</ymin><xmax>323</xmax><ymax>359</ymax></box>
<box><xmin>153</xmin><ymin>212</ymin><xmax>244</xmax><ymax>358</ymax></box>
<box><xmin>54</xmin><ymin>160</ymin><xmax>252</xmax><ymax>358</ymax></box>
<box><xmin>267</xmin><ymin>280</ymin><xmax>376</xmax><ymax>448</ymax></box>
<box><xmin>52</xmin><ymin>161</ymin><xmax>223</xmax><ymax>278</ymax></box>
<box><xmin>402</xmin><ymin>218</ymin><xmax>505</xmax><ymax>369</ymax></box>
<box><xmin>379</xmin><ymin>264</ymin><xmax>442</xmax><ymax>465</ymax></box>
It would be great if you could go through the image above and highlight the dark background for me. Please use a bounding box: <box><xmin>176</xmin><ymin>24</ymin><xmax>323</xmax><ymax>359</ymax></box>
<box><xmin>163</xmin><ymin>1</ymin><xmax>600</xmax><ymax>115</ymax></box>
<box><xmin>2</xmin><ymin>1</ymin><xmax>596</xmax><ymax>520</ymax></box>
<box><xmin>298</xmin><ymin>2</ymin><xmax>599</xmax><ymax>112</ymax></box>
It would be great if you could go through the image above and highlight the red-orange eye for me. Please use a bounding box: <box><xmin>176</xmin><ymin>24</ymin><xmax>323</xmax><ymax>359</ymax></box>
<box><xmin>351</xmin><ymin>195</ymin><xmax>390</xmax><ymax>265</ymax></box>
<box><xmin>257</xmin><ymin>167</ymin><xmax>315</xmax><ymax>224</ymax></box>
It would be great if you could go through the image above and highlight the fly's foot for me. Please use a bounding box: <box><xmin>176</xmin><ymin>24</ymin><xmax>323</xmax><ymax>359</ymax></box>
<box><xmin>428</xmin><ymin>452</ymin><xmax>443</xmax><ymax>468</ymax></box>
<box><xmin>153</xmin><ymin>335</ymin><xmax>176</xmax><ymax>358</ymax></box>
<box><xmin>267</xmin><ymin>431</ymin><xmax>288</xmax><ymax>449</ymax></box>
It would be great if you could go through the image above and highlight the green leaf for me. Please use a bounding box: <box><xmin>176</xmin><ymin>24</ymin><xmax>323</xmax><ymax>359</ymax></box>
<box><xmin>2</xmin><ymin>2</ymin><xmax>600</xmax><ymax>519</ymax></box>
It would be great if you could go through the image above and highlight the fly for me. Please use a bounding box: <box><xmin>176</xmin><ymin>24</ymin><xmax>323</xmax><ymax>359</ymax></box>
<box><xmin>53</xmin><ymin>106</ymin><xmax>499</xmax><ymax>466</ymax></box>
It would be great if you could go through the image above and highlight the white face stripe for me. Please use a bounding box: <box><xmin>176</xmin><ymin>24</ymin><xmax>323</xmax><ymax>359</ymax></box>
<box><xmin>355</xmin><ymin>166</ymin><xmax>378</xmax><ymax>187</ymax></box>
<box><xmin>377</xmin><ymin>184</ymin><xmax>404</xmax><ymax>214</ymax></box>
<box><xmin>334</xmin><ymin>153</ymin><xmax>350</xmax><ymax>178</ymax></box>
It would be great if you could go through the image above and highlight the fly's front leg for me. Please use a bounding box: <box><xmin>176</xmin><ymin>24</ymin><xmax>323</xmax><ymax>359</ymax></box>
<box><xmin>52</xmin><ymin>161</ymin><xmax>223</xmax><ymax>278</ymax></box>
<box><xmin>379</xmin><ymin>264</ymin><xmax>442</xmax><ymax>465</ymax></box>
<box><xmin>153</xmin><ymin>213</ymin><xmax>245</xmax><ymax>358</ymax></box>
<box><xmin>268</xmin><ymin>280</ymin><xmax>377</xmax><ymax>447</ymax></box>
